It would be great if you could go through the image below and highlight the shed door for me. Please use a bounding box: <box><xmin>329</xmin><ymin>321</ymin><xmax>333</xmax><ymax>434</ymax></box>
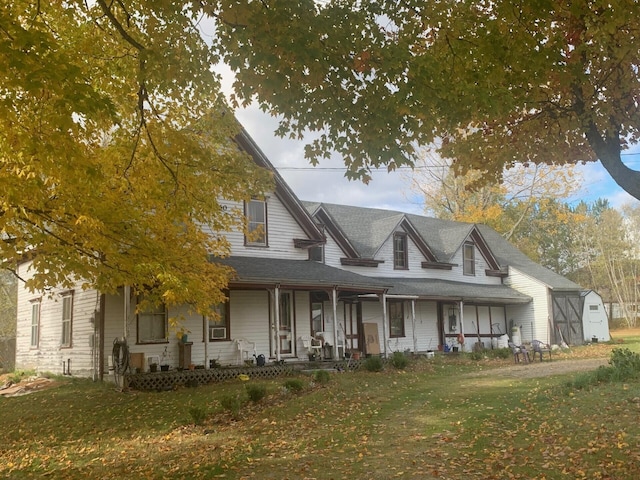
<box><xmin>552</xmin><ymin>292</ymin><xmax>584</xmax><ymax>345</ymax></box>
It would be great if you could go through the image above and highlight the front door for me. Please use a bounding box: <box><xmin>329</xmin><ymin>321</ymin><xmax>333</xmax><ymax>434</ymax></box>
<box><xmin>344</xmin><ymin>301</ymin><xmax>362</xmax><ymax>353</ymax></box>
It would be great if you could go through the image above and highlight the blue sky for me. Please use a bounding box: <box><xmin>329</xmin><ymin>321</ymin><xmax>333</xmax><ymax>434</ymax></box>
<box><xmin>236</xmin><ymin>105</ymin><xmax>640</xmax><ymax>215</ymax></box>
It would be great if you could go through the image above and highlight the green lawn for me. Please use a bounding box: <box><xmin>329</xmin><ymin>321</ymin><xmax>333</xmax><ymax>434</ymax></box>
<box><xmin>1</xmin><ymin>332</ymin><xmax>639</xmax><ymax>479</ymax></box>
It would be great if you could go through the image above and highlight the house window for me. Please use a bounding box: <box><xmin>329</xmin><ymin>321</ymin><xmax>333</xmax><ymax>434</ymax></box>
<box><xmin>208</xmin><ymin>301</ymin><xmax>230</xmax><ymax>341</ymax></box>
<box><xmin>245</xmin><ymin>199</ymin><xmax>267</xmax><ymax>246</ymax></box>
<box><xmin>309</xmin><ymin>245</ymin><xmax>324</xmax><ymax>262</ymax></box>
<box><xmin>137</xmin><ymin>300</ymin><xmax>167</xmax><ymax>344</ymax></box>
<box><xmin>61</xmin><ymin>293</ymin><xmax>73</xmax><ymax>348</ymax></box>
<box><xmin>389</xmin><ymin>301</ymin><xmax>405</xmax><ymax>338</ymax></box>
<box><xmin>463</xmin><ymin>243</ymin><xmax>475</xmax><ymax>275</ymax></box>
<box><xmin>393</xmin><ymin>233</ymin><xmax>408</xmax><ymax>269</ymax></box>
<box><xmin>30</xmin><ymin>300</ymin><xmax>41</xmax><ymax>348</ymax></box>
<box><xmin>589</xmin><ymin>305</ymin><xmax>599</xmax><ymax>311</ymax></box>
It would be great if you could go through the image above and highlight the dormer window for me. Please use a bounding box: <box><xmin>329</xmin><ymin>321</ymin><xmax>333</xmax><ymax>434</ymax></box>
<box><xmin>309</xmin><ymin>245</ymin><xmax>324</xmax><ymax>262</ymax></box>
<box><xmin>245</xmin><ymin>199</ymin><xmax>267</xmax><ymax>246</ymax></box>
<box><xmin>393</xmin><ymin>233</ymin><xmax>408</xmax><ymax>269</ymax></box>
<box><xmin>463</xmin><ymin>242</ymin><xmax>475</xmax><ymax>275</ymax></box>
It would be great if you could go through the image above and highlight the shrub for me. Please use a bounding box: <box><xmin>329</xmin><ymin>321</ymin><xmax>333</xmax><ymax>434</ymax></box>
<box><xmin>313</xmin><ymin>369</ymin><xmax>331</xmax><ymax>384</ymax></box>
<box><xmin>246</xmin><ymin>383</ymin><xmax>267</xmax><ymax>403</ymax></box>
<box><xmin>390</xmin><ymin>351</ymin><xmax>409</xmax><ymax>369</ymax></box>
<box><xmin>609</xmin><ymin>348</ymin><xmax>640</xmax><ymax>381</ymax></box>
<box><xmin>219</xmin><ymin>393</ymin><xmax>244</xmax><ymax>420</ymax></box>
<box><xmin>363</xmin><ymin>356</ymin><xmax>384</xmax><ymax>372</ymax></box>
<box><xmin>283</xmin><ymin>378</ymin><xmax>305</xmax><ymax>393</ymax></box>
<box><xmin>469</xmin><ymin>351</ymin><xmax>484</xmax><ymax>361</ymax></box>
<box><xmin>188</xmin><ymin>406</ymin><xmax>207</xmax><ymax>425</ymax></box>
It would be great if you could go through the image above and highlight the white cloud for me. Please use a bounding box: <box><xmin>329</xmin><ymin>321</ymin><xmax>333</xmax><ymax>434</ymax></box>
<box><xmin>235</xmin><ymin>107</ymin><xmax>424</xmax><ymax>214</ymax></box>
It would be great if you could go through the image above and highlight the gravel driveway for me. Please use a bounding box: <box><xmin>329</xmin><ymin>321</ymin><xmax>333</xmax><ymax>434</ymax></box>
<box><xmin>468</xmin><ymin>357</ymin><xmax>610</xmax><ymax>379</ymax></box>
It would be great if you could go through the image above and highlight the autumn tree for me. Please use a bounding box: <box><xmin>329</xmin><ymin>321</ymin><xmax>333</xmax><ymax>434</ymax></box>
<box><xmin>0</xmin><ymin>270</ymin><xmax>16</xmax><ymax>369</ymax></box>
<box><xmin>569</xmin><ymin>200</ymin><xmax>640</xmax><ymax>327</ymax></box>
<box><xmin>213</xmin><ymin>1</ymin><xmax>640</xmax><ymax>199</ymax></box>
<box><xmin>411</xmin><ymin>150</ymin><xmax>584</xmax><ymax>273</ymax></box>
<box><xmin>0</xmin><ymin>1</ymin><xmax>271</xmax><ymax>314</ymax></box>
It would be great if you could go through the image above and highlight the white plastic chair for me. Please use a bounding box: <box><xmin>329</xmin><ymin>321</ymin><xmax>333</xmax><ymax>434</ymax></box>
<box><xmin>235</xmin><ymin>338</ymin><xmax>256</xmax><ymax>365</ymax></box>
<box><xmin>299</xmin><ymin>335</ymin><xmax>323</xmax><ymax>358</ymax></box>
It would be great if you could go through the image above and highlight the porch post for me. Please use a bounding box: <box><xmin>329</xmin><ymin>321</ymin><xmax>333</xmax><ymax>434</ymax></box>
<box><xmin>331</xmin><ymin>287</ymin><xmax>339</xmax><ymax>360</ymax></box>
<box><xmin>123</xmin><ymin>285</ymin><xmax>130</xmax><ymax>339</ymax></box>
<box><xmin>204</xmin><ymin>315</ymin><xmax>209</xmax><ymax>369</ymax></box>
<box><xmin>459</xmin><ymin>300</ymin><xmax>465</xmax><ymax>352</ymax></box>
<box><xmin>381</xmin><ymin>293</ymin><xmax>388</xmax><ymax>358</ymax></box>
<box><xmin>275</xmin><ymin>284</ymin><xmax>281</xmax><ymax>362</ymax></box>
<box><xmin>411</xmin><ymin>299</ymin><xmax>417</xmax><ymax>354</ymax></box>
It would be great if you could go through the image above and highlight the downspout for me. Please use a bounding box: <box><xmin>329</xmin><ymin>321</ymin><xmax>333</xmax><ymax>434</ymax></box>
<box><xmin>275</xmin><ymin>284</ymin><xmax>281</xmax><ymax>362</ymax></box>
<box><xmin>381</xmin><ymin>292</ymin><xmax>388</xmax><ymax>358</ymax></box>
<box><xmin>411</xmin><ymin>299</ymin><xmax>417</xmax><ymax>353</ymax></box>
<box><xmin>332</xmin><ymin>287</ymin><xmax>339</xmax><ymax>360</ymax></box>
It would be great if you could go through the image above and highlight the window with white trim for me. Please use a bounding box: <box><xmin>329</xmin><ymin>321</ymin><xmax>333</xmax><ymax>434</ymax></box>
<box><xmin>30</xmin><ymin>300</ymin><xmax>41</xmax><ymax>348</ymax></box>
<box><xmin>463</xmin><ymin>243</ymin><xmax>475</xmax><ymax>276</ymax></box>
<box><xmin>245</xmin><ymin>199</ymin><xmax>267</xmax><ymax>246</ymax></box>
<box><xmin>208</xmin><ymin>301</ymin><xmax>230</xmax><ymax>341</ymax></box>
<box><xmin>137</xmin><ymin>300</ymin><xmax>167</xmax><ymax>343</ymax></box>
<box><xmin>393</xmin><ymin>233</ymin><xmax>408</xmax><ymax>269</ymax></box>
<box><xmin>61</xmin><ymin>293</ymin><xmax>73</xmax><ymax>348</ymax></box>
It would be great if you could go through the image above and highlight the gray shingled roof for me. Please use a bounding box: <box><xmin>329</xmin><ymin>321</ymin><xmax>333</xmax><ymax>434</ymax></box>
<box><xmin>305</xmin><ymin>202</ymin><xmax>480</xmax><ymax>262</ymax></box>
<box><xmin>305</xmin><ymin>202</ymin><xmax>406</xmax><ymax>258</ymax></box>
<box><xmin>304</xmin><ymin>201</ymin><xmax>581</xmax><ymax>291</ymax></box>
<box><xmin>383</xmin><ymin>278</ymin><xmax>531</xmax><ymax>304</ymax></box>
<box><xmin>476</xmin><ymin>225</ymin><xmax>582</xmax><ymax>291</ymax></box>
<box><xmin>216</xmin><ymin>256</ymin><xmax>389</xmax><ymax>291</ymax></box>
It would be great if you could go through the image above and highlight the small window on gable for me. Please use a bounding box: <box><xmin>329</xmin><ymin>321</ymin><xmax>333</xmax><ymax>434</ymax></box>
<box><xmin>309</xmin><ymin>245</ymin><xmax>324</xmax><ymax>263</ymax></box>
<box><xmin>389</xmin><ymin>301</ymin><xmax>405</xmax><ymax>338</ymax></box>
<box><xmin>463</xmin><ymin>242</ymin><xmax>475</xmax><ymax>276</ymax></box>
<box><xmin>30</xmin><ymin>300</ymin><xmax>41</xmax><ymax>348</ymax></box>
<box><xmin>589</xmin><ymin>305</ymin><xmax>599</xmax><ymax>311</ymax></box>
<box><xmin>61</xmin><ymin>293</ymin><xmax>73</xmax><ymax>348</ymax></box>
<box><xmin>137</xmin><ymin>299</ymin><xmax>168</xmax><ymax>344</ymax></box>
<box><xmin>245</xmin><ymin>199</ymin><xmax>267</xmax><ymax>246</ymax></box>
<box><xmin>207</xmin><ymin>301</ymin><xmax>230</xmax><ymax>341</ymax></box>
<box><xmin>393</xmin><ymin>233</ymin><xmax>408</xmax><ymax>269</ymax></box>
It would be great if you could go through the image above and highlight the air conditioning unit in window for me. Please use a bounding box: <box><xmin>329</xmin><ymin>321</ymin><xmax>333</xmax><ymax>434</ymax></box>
<box><xmin>209</xmin><ymin>327</ymin><xmax>226</xmax><ymax>340</ymax></box>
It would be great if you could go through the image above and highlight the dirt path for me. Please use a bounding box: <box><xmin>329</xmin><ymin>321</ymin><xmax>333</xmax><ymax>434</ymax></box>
<box><xmin>469</xmin><ymin>357</ymin><xmax>610</xmax><ymax>379</ymax></box>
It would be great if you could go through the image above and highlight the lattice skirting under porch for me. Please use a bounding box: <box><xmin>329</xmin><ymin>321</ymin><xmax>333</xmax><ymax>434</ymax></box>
<box><xmin>125</xmin><ymin>360</ymin><xmax>361</xmax><ymax>391</ymax></box>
